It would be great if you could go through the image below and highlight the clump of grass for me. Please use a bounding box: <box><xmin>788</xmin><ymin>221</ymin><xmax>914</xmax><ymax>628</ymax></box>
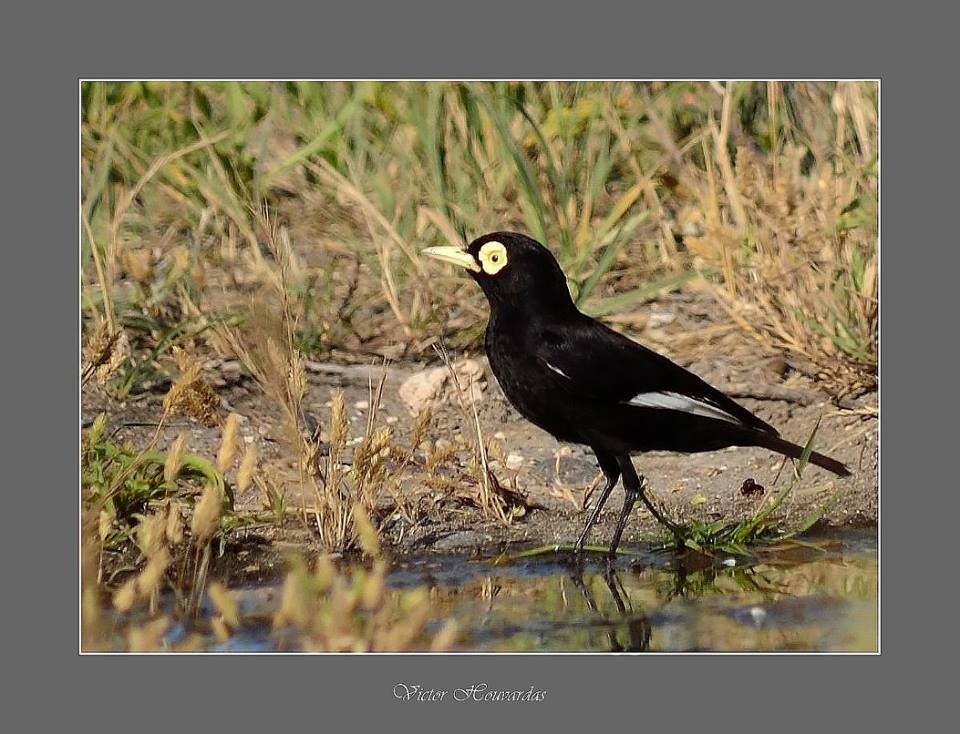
<box><xmin>82</xmin><ymin>388</ymin><xmax>250</xmax><ymax>626</ymax></box>
<box><xmin>271</xmin><ymin>511</ymin><xmax>458</xmax><ymax>652</ymax></box>
<box><xmin>684</xmin><ymin>82</ymin><xmax>877</xmax><ymax>392</ymax></box>
<box><xmin>499</xmin><ymin>423</ymin><xmax>837</xmax><ymax>563</ymax></box>
<box><xmin>208</xmin><ymin>212</ymin><xmax>402</xmax><ymax>551</ymax></box>
<box><xmin>82</xmin><ymin>413</ymin><xmax>230</xmax><ymax>552</ymax></box>
<box><xmin>82</xmin><ymin>81</ymin><xmax>876</xmax><ymax>399</ymax></box>
<box><xmin>82</xmin><ymin>81</ymin><xmax>875</xmax><ymax>590</ymax></box>
<box><xmin>82</xmin><ymin>508</ymin><xmax>458</xmax><ymax>652</ymax></box>
<box><xmin>432</xmin><ymin>343</ymin><xmax>529</xmax><ymax>524</ymax></box>
<box><xmin>303</xmin><ymin>381</ymin><xmax>439</xmax><ymax>552</ymax></box>
<box><xmin>664</xmin><ymin>421</ymin><xmax>835</xmax><ymax>555</ymax></box>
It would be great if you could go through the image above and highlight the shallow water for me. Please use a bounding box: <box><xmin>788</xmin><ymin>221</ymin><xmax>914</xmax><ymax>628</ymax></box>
<box><xmin>158</xmin><ymin>530</ymin><xmax>877</xmax><ymax>652</ymax></box>
<box><xmin>394</xmin><ymin>531</ymin><xmax>877</xmax><ymax>652</ymax></box>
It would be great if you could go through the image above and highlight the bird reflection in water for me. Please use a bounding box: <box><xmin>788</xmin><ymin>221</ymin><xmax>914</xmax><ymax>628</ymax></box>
<box><xmin>567</xmin><ymin>562</ymin><xmax>652</xmax><ymax>652</ymax></box>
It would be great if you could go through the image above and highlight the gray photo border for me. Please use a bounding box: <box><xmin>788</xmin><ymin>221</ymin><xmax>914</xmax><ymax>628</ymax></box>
<box><xmin>10</xmin><ymin>0</ymin><xmax>949</xmax><ymax>729</ymax></box>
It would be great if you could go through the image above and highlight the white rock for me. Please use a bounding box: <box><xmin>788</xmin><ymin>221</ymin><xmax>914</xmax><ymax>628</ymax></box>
<box><xmin>398</xmin><ymin>358</ymin><xmax>486</xmax><ymax>415</ymax></box>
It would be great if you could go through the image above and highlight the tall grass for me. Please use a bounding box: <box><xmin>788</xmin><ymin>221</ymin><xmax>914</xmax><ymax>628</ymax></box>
<box><xmin>82</xmin><ymin>81</ymin><xmax>877</xmax><ymax>392</ymax></box>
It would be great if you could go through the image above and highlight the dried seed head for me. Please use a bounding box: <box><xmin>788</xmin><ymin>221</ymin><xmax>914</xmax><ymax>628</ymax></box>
<box><xmin>164</xmin><ymin>433</ymin><xmax>188</xmax><ymax>483</ymax></box>
<box><xmin>487</xmin><ymin>439</ymin><xmax>508</xmax><ymax>466</ymax></box>
<box><xmin>287</xmin><ymin>350</ymin><xmax>306</xmax><ymax>405</ymax></box>
<box><xmin>137</xmin><ymin>511</ymin><xmax>167</xmax><ymax>558</ymax></box>
<box><xmin>164</xmin><ymin>347</ymin><xmax>220</xmax><ymax>425</ymax></box>
<box><xmin>274</xmin><ymin>564</ymin><xmax>310</xmax><ymax>630</ymax></box>
<box><xmin>95</xmin><ymin>330</ymin><xmax>130</xmax><ymax>386</ymax></box>
<box><xmin>237</xmin><ymin>443</ymin><xmax>257</xmax><ymax>493</ymax></box>
<box><xmin>172</xmin><ymin>345</ymin><xmax>190</xmax><ymax>372</ymax></box>
<box><xmin>127</xmin><ymin>617</ymin><xmax>169</xmax><ymax>652</ymax></box>
<box><xmin>207</xmin><ymin>581</ymin><xmax>239</xmax><ymax>628</ymax></box>
<box><xmin>122</xmin><ymin>248</ymin><xmax>154</xmax><ymax>285</ymax></box>
<box><xmin>426</xmin><ymin>440</ymin><xmax>458</xmax><ymax>471</ymax></box>
<box><xmin>82</xmin><ymin>320</ymin><xmax>115</xmax><ymax>371</ymax></box>
<box><xmin>212</xmin><ymin>617</ymin><xmax>230</xmax><ymax>643</ymax></box>
<box><xmin>313</xmin><ymin>555</ymin><xmax>336</xmax><ymax>592</ymax></box>
<box><xmin>87</xmin><ymin>413</ymin><xmax>108</xmax><ymax>447</ymax></box>
<box><xmin>136</xmin><ymin>547</ymin><xmax>171</xmax><ymax>596</ymax></box>
<box><xmin>352</xmin><ymin>503</ymin><xmax>380</xmax><ymax>558</ymax></box>
<box><xmin>330</xmin><ymin>391</ymin><xmax>348</xmax><ymax>455</ymax></box>
<box><xmin>217</xmin><ymin>413</ymin><xmax>241</xmax><ymax>473</ymax></box>
<box><xmin>361</xmin><ymin>560</ymin><xmax>387</xmax><ymax>610</ymax></box>
<box><xmin>382</xmin><ymin>590</ymin><xmax>430</xmax><ymax>651</ymax></box>
<box><xmin>265</xmin><ymin>338</ymin><xmax>287</xmax><ymax>379</ymax></box>
<box><xmin>191</xmin><ymin>482</ymin><xmax>222</xmax><ymax>546</ymax></box>
<box><xmin>411</xmin><ymin>407</ymin><xmax>432</xmax><ymax>451</ymax></box>
<box><xmin>165</xmin><ymin>502</ymin><xmax>184</xmax><ymax>545</ymax></box>
<box><xmin>83</xmin><ymin>323</ymin><xmax>130</xmax><ymax>385</ymax></box>
<box><xmin>112</xmin><ymin>579</ymin><xmax>138</xmax><ymax>613</ymax></box>
<box><xmin>98</xmin><ymin>509</ymin><xmax>113</xmax><ymax>543</ymax></box>
<box><xmin>430</xmin><ymin>620</ymin><xmax>460</xmax><ymax>652</ymax></box>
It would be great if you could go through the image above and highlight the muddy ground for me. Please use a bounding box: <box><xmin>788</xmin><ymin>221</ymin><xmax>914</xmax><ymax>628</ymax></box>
<box><xmin>83</xmin><ymin>290</ymin><xmax>878</xmax><ymax>575</ymax></box>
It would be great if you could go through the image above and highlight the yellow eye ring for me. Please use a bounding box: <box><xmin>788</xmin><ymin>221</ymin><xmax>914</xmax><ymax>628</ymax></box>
<box><xmin>478</xmin><ymin>241</ymin><xmax>508</xmax><ymax>275</ymax></box>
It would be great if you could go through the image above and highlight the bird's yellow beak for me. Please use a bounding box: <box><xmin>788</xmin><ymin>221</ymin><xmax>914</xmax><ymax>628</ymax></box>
<box><xmin>422</xmin><ymin>245</ymin><xmax>481</xmax><ymax>273</ymax></box>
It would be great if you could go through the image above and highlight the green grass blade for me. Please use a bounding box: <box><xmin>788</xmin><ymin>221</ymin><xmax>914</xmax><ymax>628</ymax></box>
<box><xmin>584</xmin><ymin>270</ymin><xmax>698</xmax><ymax>317</ymax></box>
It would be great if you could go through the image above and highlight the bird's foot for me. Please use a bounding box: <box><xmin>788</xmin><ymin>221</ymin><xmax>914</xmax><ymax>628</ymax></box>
<box><xmin>636</xmin><ymin>477</ymin><xmax>686</xmax><ymax>545</ymax></box>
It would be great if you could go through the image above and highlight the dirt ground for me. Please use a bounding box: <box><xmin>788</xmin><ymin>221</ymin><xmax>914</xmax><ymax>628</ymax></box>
<box><xmin>83</xmin><ymin>289</ymin><xmax>878</xmax><ymax>565</ymax></box>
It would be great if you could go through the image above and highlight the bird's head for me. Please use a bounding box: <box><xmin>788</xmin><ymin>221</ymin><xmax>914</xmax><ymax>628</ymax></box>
<box><xmin>423</xmin><ymin>231</ymin><xmax>575</xmax><ymax>314</ymax></box>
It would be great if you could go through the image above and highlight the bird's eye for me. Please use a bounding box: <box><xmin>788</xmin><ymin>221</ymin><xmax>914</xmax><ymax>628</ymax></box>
<box><xmin>479</xmin><ymin>242</ymin><xmax>508</xmax><ymax>275</ymax></box>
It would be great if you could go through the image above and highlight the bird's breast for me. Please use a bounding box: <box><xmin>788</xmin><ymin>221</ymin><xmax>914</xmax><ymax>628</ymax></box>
<box><xmin>484</xmin><ymin>323</ymin><xmax>581</xmax><ymax>442</ymax></box>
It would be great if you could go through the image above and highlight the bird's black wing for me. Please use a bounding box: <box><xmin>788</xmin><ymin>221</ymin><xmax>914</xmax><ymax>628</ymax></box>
<box><xmin>535</xmin><ymin>317</ymin><xmax>777</xmax><ymax>435</ymax></box>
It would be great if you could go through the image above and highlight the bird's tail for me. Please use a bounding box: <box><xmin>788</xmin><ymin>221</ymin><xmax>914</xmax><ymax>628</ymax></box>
<box><xmin>750</xmin><ymin>432</ymin><xmax>851</xmax><ymax>477</ymax></box>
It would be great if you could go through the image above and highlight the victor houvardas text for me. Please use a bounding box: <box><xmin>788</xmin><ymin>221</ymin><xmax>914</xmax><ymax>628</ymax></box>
<box><xmin>393</xmin><ymin>683</ymin><xmax>547</xmax><ymax>702</ymax></box>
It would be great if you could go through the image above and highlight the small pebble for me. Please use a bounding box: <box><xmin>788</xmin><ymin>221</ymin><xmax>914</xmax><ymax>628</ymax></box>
<box><xmin>722</xmin><ymin>558</ymin><xmax>737</xmax><ymax>567</ymax></box>
<box><xmin>385</xmin><ymin>415</ymin><xmax>399</xmax><ymax>424</ymax></box>
<box><xmin>354</xmin><ymin>400</ymin><xmax>369</xmax><ymax>410</ymax></box>
<box><xmin>493</xmin><ymin>431</ymin><xmax>506</xmax><ymax>440</ymax></box>
<box><xmin>506</xmin><ymin>453</ymin><xmax>524</xmax><ymax>470</ymax></box>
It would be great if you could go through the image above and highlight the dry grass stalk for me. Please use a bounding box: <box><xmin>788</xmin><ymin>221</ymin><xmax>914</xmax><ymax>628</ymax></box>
<box><xmin>217</xmin><ymin>412</ymin><xmax>241</xmax><ymax>473</ymax></box>
<box><xmin>685</xmin><ymin>82</ymin><xmax>877</xmax><ymax>392</ymax></box>
<box><xmin>164</xmin><ymin>433</ymin><xmax>188</xmax><ymax>483</ymax></box>
<box><xmin>432</xmin><ymin>343</ymin><xmax>514</xmax><ymax>525</ymax></box>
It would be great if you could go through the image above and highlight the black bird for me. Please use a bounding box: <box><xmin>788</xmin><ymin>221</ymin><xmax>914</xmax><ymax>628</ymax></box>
<box><xmin>423</xmin><ymin>232</ymin><xmax>851</xmax><ymax>556</ymax></box>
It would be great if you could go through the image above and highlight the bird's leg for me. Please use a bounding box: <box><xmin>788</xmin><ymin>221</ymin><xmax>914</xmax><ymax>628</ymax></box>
<box><xmin>637</xmin><ymin>483</ymin><xmax>682</xmax><ymax>536</ymax></box>
<box><xmin>608</xmin><ymin>488</ymin><xmax>637</xmax><ymax>557</ymax></box>
<box><xmin>615</xmin><ymin>456</ymin><xmax>684</xmax><ymax>550</ymax></box>
<box><xmin>601</xmin><ymin>564</ymin><xmax>629</xmax><ymax>615</ymax></box>
<box><xmin>574</xmin><ymin>450</ymin><xmax>621</xmax><ymax>557</ymax></box>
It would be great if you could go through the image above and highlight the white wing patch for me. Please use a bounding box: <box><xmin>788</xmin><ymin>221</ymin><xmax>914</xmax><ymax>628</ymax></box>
<box><xmin>627</xmin><ymin>391</ymin><xmax>741</xmax><ymax>424</ymax></box>
<box><xmin>545</xmin><ymin>361</ymin><xmax>571</xmax><ymax>379</ymax></box>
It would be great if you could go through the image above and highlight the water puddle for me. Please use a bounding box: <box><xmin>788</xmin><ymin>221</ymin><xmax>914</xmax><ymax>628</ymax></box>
<box><xmin>142</xmin><ymin>530</ymin><xmax>878</xmax><ymax>652</ymax></box>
